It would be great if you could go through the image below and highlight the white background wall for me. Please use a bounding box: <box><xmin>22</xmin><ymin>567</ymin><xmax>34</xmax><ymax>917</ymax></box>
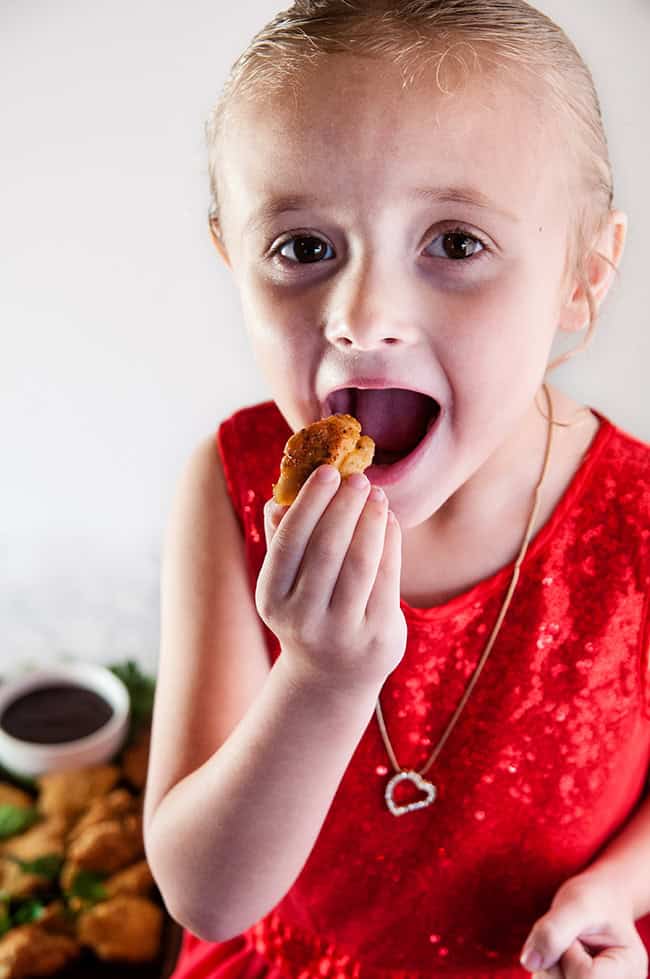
<box><xmin>2</xmin><ymin>1</ymin><xmax>649</xmax><ymax>678</ymax></box>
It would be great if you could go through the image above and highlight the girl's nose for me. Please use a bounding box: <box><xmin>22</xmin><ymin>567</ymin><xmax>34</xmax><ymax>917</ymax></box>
<box><xmin>323</xmin><ymin>256</ymin><xmax>420</xmax><ymax>351</ymax></box>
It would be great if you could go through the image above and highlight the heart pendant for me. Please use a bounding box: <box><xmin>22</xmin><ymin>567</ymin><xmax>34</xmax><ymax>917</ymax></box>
<box><xmin>385</xmin><ymin>770</ymin><xmax>437</xmax><ymax>816</ymax></box>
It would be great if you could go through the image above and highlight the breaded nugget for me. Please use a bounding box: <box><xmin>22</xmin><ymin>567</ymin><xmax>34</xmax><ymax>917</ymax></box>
<box><xmin>67</xmin><ymin>788</ymin><xmax>137</xmax><ymax>843</ymax></box>
<box><xmin>1</xmin><ymin>815</ymin><xmax>68</xmax><ymax>861</ymax></box>
<box><xmin>0</xmin><ymin>922</ymin><xmax>79</xmax><ymax>978</ymax></box>
<box><xmin>76</xmin><ymin>894</ymin><xmax>162</xmax><ymax>962</ymax></box>
<box><xmin>0</xmin><ymin>816</ymin><xmax>67</xmax><ymax>899</ymax></box>
<box><xmin>37</xmin><ymin>766</ymin><xmax>121</xmax><ymax>825</ymax></box>
<box><xmin>0</xmin><ymin>859</ymin><xmax>41</xmax><ymax>902</ymax></box>
<box><xmin>103</xmin><ymin>858</ymin><xmax>154</xmax><ymax>898</ymax></box>
<box><xmin>67</xmin><ymin>811</ymin><xmax>144</xmax><ymax>874</ymax></box>
<box><xmin>273</xmin><ymin>413</ymin><xmax>375</xmax><ymax>505</ymax></box>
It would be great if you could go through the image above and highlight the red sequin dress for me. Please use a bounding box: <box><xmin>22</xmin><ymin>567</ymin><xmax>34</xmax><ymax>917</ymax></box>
<box><xmin>169</xmin><ymin>401</ymin><xmax>650</xmax><ymax>979</ymax></box>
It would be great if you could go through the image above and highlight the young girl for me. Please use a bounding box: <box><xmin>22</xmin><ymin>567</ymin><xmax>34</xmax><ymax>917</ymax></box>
<box><xmin>143</xmin><ymin>2</ymin><xmax>650</xmax><ymax>977</ymax></box>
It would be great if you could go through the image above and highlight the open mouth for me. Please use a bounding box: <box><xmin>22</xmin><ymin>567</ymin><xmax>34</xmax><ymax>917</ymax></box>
<box><xmin>326</xmin><ymin>388</ymin><xmax>441</xmax><ymax>467</ymax></box>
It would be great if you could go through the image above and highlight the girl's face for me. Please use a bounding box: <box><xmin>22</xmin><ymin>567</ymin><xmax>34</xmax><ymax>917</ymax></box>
<box><xmin>214</xmin><ymin>55</ymin><xmax>574</xmax><ymax>528</ymax></box>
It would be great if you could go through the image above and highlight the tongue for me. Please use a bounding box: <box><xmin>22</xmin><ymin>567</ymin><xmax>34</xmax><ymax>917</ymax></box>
<box><xmin>354</xmin><ymin>389</ymin><xmax>435</xmax><ymax>453</ymax></box>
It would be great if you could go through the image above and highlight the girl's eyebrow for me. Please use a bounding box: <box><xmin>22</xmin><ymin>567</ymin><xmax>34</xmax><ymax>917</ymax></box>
<box><xmin>412</xmin><ymin>186</ymin><xmax>520</xmax><ymax>223</ymax></box>
<box><xmin>245</xmin><ymin>185</ymin><xmax>520</xmax><ymax>234</ymax></box>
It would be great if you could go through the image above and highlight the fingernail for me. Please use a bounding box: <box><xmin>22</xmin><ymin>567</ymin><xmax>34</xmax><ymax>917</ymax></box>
<box><xmin>316</xmin><ymin>465</ymin><xmax>339</xmax><ymax>483</ymax></box>
<box><xmin>347</xmin><ymin>472</ymin><xmax>370</xmax><ymax>490</ymax></box>
<box><xmin>521</xmin><ymin>949</ymin><xmax>543</xmax><ymax>971</ymax></box>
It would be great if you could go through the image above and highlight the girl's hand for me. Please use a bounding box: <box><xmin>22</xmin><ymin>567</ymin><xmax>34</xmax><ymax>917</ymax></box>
<box><xmin>256</xmin><ymin>464</ymin><xmax>408</xmax><ymax>694</ymax></box>
<box><xmin>520</xmin><ymin>874</ymin><xmax>648</xmax><ymax>978</ymax></box>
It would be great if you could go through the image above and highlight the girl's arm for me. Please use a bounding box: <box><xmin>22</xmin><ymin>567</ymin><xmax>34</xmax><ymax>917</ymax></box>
<box><xmin>143</xmin><ymin>437</ymin><xmax>384</xmax><ymax>943</ymax></box>
<box><xmin>573</xmin><ymin>789</ymin><xmax>650</xmax><ymax>920</ymax></box>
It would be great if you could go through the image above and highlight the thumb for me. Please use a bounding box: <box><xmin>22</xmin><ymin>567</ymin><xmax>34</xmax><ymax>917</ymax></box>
<box><xmin>263</xmin><ymin>498</ymin><xmax>288</xmax><ymax>550</ymax></box>
<box><xmin>521</xmin><ymin>904</ymin><xmax>588</xmax><ymax>974</ymax></box>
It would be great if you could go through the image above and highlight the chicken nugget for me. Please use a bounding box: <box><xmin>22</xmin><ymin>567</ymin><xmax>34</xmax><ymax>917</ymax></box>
<box><xmin>3</xmin><ymin>816</ymin><xmax>67</xmax><ymax>862</ymax></box>
<box><xmin>0</xmin><ymin>816</ymin><xmax>67</xmax><ymax>899</ymax></box>
<box><xmin>37</xmin><ymin>766</ymin><xmax>120</xmax><ymax>825</ymax></box>
<box><xmin>103</xmin><ymin>858</ymin><xmax>154</xmax><ymax>898</ymax></box>
<box><xmin>67</xmin><ymin>811</ymin><xmax>144</xmax><ymax>874</ymax></box>
<box><xmin>67</xmin><ymin>788</ymin><xmax>137</xmax><ymax>843</ymax></box>
<box><xmin>273</xmin><ymin>413</ymin><xmax>375</xmax><ymax>505</ymax></box>
<box><xmin>0</xmin><ymin>923</ymin><xmax>79</xmax><ymax>978</ymax></box>
<box><xmin>76</xmin><ymin>894</ymin><xmax>162</xmax><ymax>962</ymax></box>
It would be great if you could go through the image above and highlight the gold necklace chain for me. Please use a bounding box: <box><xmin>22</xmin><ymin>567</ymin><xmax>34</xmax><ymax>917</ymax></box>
<box><xmin>376</xmin><ymin>383</ymin><xmax>555</xmax><ymax>816</ymax></box>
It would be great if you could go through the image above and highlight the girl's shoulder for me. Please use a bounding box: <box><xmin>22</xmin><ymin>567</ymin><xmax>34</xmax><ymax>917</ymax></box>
<box><xmin>588</xmin><ymin>410</ymin><xmax>650</xmax><ymax>583</ymax></box>
<box><xmin>592</xmin><ymin>410</ymin><xmax>650</xmax><ymax>507</ymax></box>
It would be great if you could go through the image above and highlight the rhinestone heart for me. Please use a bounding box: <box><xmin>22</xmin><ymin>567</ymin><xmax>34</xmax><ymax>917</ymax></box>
<box><xmin>385</xmin><ymin>770</ymin><xmax>437</xmax><ymax>816</ymax></box>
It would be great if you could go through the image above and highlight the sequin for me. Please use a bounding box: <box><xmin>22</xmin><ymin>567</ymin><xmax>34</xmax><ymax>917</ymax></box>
<box><xmin>170</xmin><ymin>401</ymin><xmax>650</xmax><ymax>979</ymax></box>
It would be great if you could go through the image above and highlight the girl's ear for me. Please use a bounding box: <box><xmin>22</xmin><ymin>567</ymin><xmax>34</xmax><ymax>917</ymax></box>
<box><xmin>558</xmin><ymin>209</ymin><xmax>628</xmax><ymax>334</ymax></box>
<box><xmin>208</xmin><ymin>216</ymin><xmax>232</xmax><ymax>269</ymax></box>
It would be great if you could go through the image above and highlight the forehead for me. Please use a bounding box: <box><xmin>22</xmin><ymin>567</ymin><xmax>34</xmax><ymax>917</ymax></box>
<box><xmin>220</xmin><ymin>53</ymin><xmax>567</xmax><ymax>233</ymax></box>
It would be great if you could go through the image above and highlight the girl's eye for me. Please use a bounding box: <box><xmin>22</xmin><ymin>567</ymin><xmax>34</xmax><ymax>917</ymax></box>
<box><xmin>426</xmin><ymin>228</ymin><xmax>485</xmax><ymax>261</ymax></box>
<box><xmin>277</xmin><ymin>236</ymin><xmax>335</xmax><ymax>264</ymax></box>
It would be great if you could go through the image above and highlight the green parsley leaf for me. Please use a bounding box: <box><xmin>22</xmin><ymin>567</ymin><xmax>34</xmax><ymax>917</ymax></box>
<box><xmin>0</xmin><ymin>805</ymin><xmax>40</xmax><ymax>839</ymax></box>
<box><xmin>13</xmin><ymin>899</ymin><xmax>45</xmax><ymax>925</ymax></box>
<box><xmin>108</xmin><ymin>660</ymin><xmax>155</xmax><ymax>723</ymax></box>
<box><xmin>66</xmin><ymin>869</ymin><xmax>108</xmax><ymax>903</ymax></box>
<box><xmin>108</xmin><ymin>659</ymin><xmax>156</xmax><ymax>747</ymax></box>
<box><xmin>5</xmin><ymin>853</ymin><xmax>63</xmax><ymax>880</ymax></box>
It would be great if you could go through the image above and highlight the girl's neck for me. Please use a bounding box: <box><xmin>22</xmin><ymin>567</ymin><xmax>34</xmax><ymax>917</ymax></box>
<box><xmin>400</xmin><ymin>384</ymin><xmax>601</xmax><ymax>608</ymax></box>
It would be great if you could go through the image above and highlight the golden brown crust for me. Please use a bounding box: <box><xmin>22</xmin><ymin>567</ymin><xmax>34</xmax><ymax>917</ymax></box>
<box><xmin>76</xmin><ymin>895</ymin><xmax>163</xmax><ymax>962</ymax></box>
<box><xmin>36</xmin><ymin>766</ymin><xmax>121</xmax><ymax>826</ymax></box>
<box><xmin>0</xmin><ymin>923</ymin><xmax>80</xmax><ymax>978</ymax></box>
<box><xmin>272</xmin><ymin>413</ymin><xmax>375</xmax><ymax>505</ymax></box>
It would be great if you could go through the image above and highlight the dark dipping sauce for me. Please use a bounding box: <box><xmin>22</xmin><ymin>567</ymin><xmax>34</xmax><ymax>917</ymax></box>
<box><xmin>0</xmin><ymin>684</ymin><xmax>114</xmax><ymax>744</ymax></box>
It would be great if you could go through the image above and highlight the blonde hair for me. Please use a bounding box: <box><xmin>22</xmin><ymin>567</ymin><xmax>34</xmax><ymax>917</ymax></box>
<box><xmin>206</xmin><ymin>0</ymin><xmax>619</xmax><ymax>371</ymax></box>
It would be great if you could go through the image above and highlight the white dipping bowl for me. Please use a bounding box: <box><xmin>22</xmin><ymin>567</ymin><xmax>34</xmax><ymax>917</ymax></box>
<box><xmin>0</xmin><ymin>662</ymin><xmax>131</xmax><ymax>777</ymax></box>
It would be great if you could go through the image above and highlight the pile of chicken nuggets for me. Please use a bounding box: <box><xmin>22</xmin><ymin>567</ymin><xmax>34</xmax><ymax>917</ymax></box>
<box><xmin>0</xmin><ymin>722</ymin><xmax>162</xmax><ymax>977</ymax></box>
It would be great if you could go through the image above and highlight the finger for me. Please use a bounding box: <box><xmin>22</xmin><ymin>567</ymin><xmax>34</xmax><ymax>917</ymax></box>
<box><xmin>290</xmin><ymin>472</ymin><xmax>373</xmax><ymax>608</ymax></box>
<box><xmin>561</xmin><ymin>938</ymin><xmax>596</xmax><ymax>978</ymax></box>
<box><xmin>532</xmin><ymin>967</ymin><xmax>564</xmax><ymax>979</ymax></box>
<box><xmin>533</xmin><ymin>939</ymin><xmax>632</xmax><ymax>979</ymax></box>
<box><xmin>264</xmin><ymin>465</ymin><xmax>341</xmax><ymax>599</ymax></box>
<box><xmin>521</xmin><ymin>903</ymin><xmax>591</xmax><ymax>975</ymax></box>
<box><xmin>365</xmin><ymin>509</ymin><xmax>402</xmax><ymax>620</ymax></box>
<box><xmin>263</xmin><ymin>498</ymin><xmax>288</xmax><ymax>551</ymax></box>
<box><xmin>587</xmin><ymin>943</ymin><xmax>645</xmax><ymax>979</ymax></box>
<box><xmin>328</xmin><ymin>484</ymin><xmax>389</xmax><ymax>619</ymax></box>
